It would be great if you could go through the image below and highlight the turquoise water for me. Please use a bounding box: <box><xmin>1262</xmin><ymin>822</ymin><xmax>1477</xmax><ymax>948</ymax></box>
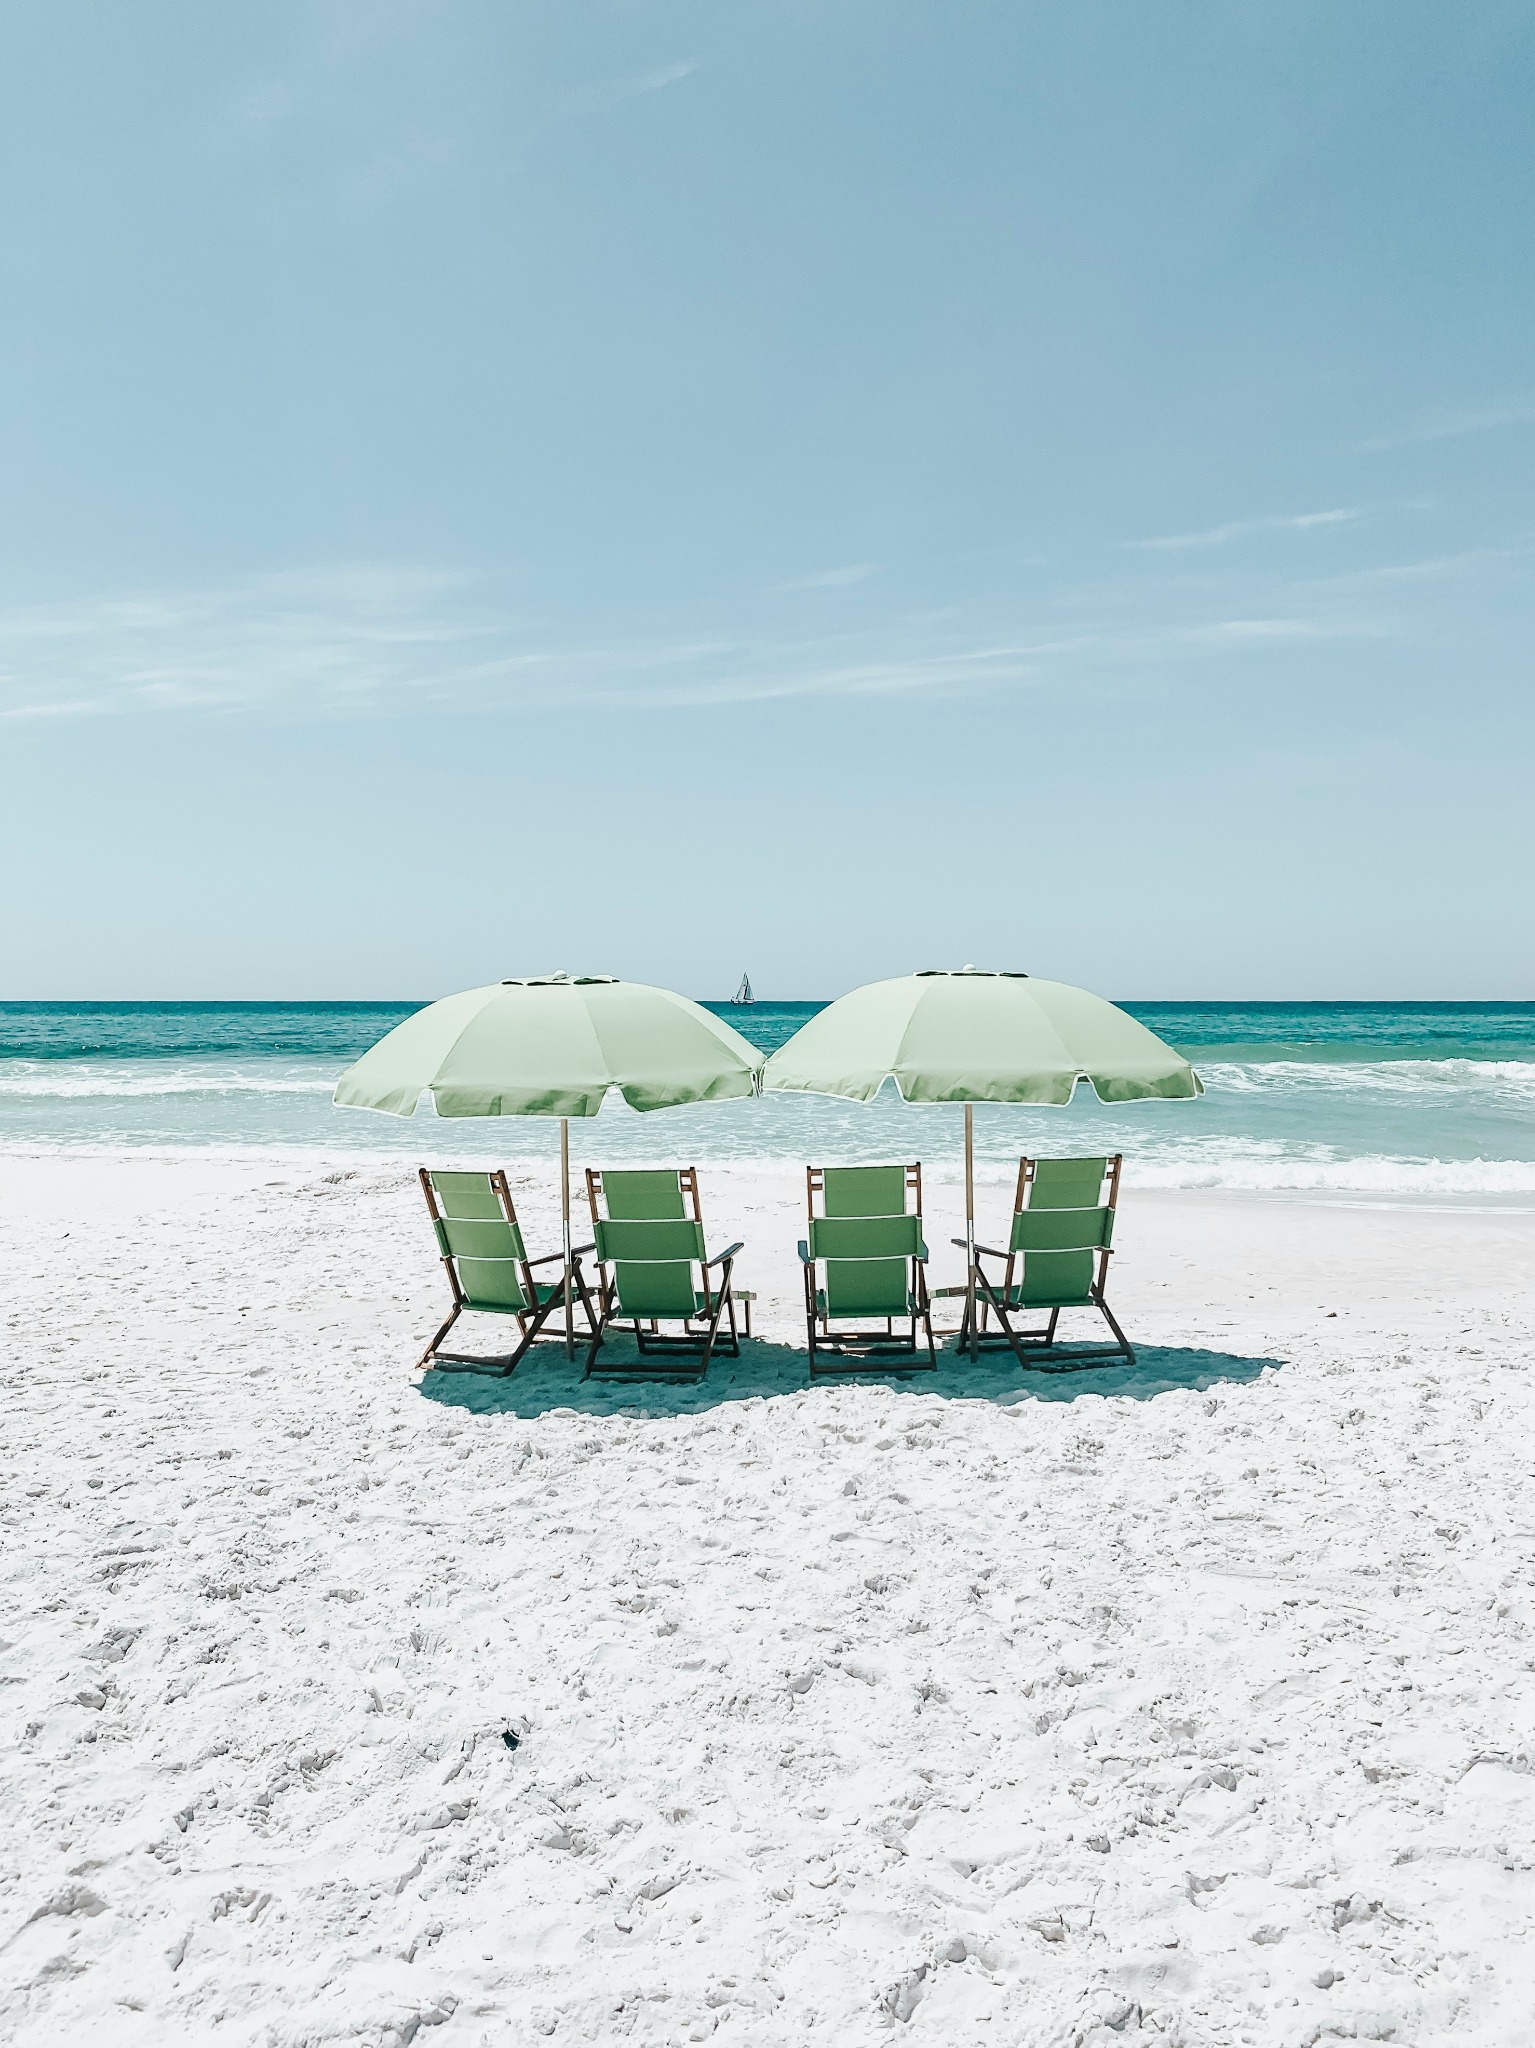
<box><xmin>1</xmin><ymin>999</ymin><xmax>1533</xmax><ymax>1197</ymax></box>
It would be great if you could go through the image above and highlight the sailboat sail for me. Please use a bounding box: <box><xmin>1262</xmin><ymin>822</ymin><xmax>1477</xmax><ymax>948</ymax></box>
<box><xmin>732</xmin><ymin>972</ymin><xmax>754</xmax><ymax>1006</ymax></box>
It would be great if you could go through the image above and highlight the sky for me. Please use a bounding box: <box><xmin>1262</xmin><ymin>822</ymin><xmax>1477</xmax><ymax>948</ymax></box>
<box><xmin>1</xmin><ymin>1</ymin><xmax>1532</xmax><ymax>1001</ymax></box>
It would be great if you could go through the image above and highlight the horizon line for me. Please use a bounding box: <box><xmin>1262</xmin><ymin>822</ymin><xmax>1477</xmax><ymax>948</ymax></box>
<box><xmin>2</xmin><ymin>995</ymin><xmax>1534</xmax><ymax>1009</ymax></box>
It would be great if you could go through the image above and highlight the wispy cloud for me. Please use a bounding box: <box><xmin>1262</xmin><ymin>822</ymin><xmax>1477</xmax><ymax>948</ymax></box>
<box><xmin>1295</xmin><ymin>536</ymin><xmax>1535</xmax><ymax>592</ymax></box>
<box><xmin>778</xmin><ymin>564</ymin><xmax>876</xmax><ymax>591</ymax></box>
<box><xmin>0</xmin><ymin>565</ymin><xmax>1384</xmax><ymax>725</ymax></box>
<box><xmin>1134</xmin><ymin>509</ymin><xmax>1360</xmax><ymax>552</ymax></box>
<box><xmin>1361</xmin><ymin>401</ymin><xmax>1535</xmax><ymax>452</ymax></box>
<box><xmin>1183</xmin><ymin>617</ymin><xmax>1341</xmax><ymax>644</ymax></box>
<box><xmin>0</xmin><ymin>568</ymin><xmax>491</xmax><ymax>722</ymax></box>
<box><xmin>559</xmin><ymin>61</ymin><xmax>697</xmax><ymax>119</ymax></box>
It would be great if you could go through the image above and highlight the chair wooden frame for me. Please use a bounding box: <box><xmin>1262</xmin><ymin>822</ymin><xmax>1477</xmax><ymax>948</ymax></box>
<box><xmin>584</xmin><ymin>1166</ymin><xmax>745</xmax><ymax>1381</ymax></box>
<box><xmin>417</xmin><ymin>1168</ymin><xmax>597</xmax><ymax>1375</ymax></box>
<box><xmin>955</xmin><ymin>1154</ymin><xmax>1135</xmax><ymax>1370</ymax></box>
<box><xmin>799</xmin><ymin>1163</ymin><xmax>937</xmax><ymax>1376</ymax></box>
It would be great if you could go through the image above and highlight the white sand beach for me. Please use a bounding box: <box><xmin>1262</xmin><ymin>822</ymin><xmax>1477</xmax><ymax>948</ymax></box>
<box><xmin>4</xmin><ymin>1156</ymin><xmax>1535</xmax><ymax>2046</ymax></box>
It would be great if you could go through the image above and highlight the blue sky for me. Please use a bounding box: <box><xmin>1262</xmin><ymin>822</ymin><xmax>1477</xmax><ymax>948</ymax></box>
<box><xmin>2</xmin><ymin>2</ymin><xmax>1532</xmax><ymax>999</ymax></box>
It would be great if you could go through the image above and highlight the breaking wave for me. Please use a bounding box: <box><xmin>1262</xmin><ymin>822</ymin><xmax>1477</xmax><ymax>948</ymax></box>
<box><xmin>1</xmin><ymin>1050</ymin><xmax>1533</xmax><ymax>1196</ymax></box>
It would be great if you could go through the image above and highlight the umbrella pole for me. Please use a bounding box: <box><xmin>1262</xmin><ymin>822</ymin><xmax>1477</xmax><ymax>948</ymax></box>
<box><xmin>561</xmin><ymin>1117</ymin><xmax>573</xmax><ymax>1359</ymax></box>
<box><xmin>965</xmin><ymin>1102</ymin><xmax>977</xmax><ymax>1360</ymax></box>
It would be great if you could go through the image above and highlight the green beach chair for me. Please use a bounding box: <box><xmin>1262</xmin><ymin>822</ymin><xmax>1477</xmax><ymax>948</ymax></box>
<box><xmin>584</xmin><ymin>1167</ymin><xmax>743</xmax><ymax>1380</ymax></box>
<box><xmin>958</xmin><ymin>1155</ymin><xmax>1135</xmax><ymax>1369</ymax></box>
<box><xmin>799</xmin><ymin>1163</ymin><xmax>936</xmax><ymax>1374</ymax></box>
<box><xmin>417</xmin><ymin>1168</ymin><xmax>596</xmax><ymax>1374</ymax></box>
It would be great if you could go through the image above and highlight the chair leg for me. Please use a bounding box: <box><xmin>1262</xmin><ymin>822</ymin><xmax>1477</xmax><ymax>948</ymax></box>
<box><xmin>573</xmin><ymin>1266</ymin><xmax>599</xmax><ymax>1335</ymax></box>
<box><xmin>699</xmin><ymin>1287</ymin><xmax>730</xmax><ymax>1374</ymax></box>
<box><xmin>417</xmin><ymin>1304</ymin><xmax>462</xmax><ymax>1370</ymax></box>
<box><xmin>583</xmin><ymin>1305</ymin><xmax>611</xmax><ymax>1375</ymax></box>
<box><xmin>979</xmin><ymin>1270</ymin><xmax>1136</xmax><ymax>1372</ymax></box>
<box><xmin>436</xmin><ymin>1293</ymin><xmax>562</xmax><ymax>1377</ymax></box>
<box><xmin>1096</xmin><ymin>1293</ymin><xmax>1136</xmax><ymax>1364</ymax></box>
<box><xmin>499</xmin><ymin>1289</ymin><xmax>575</xmax><ymax>1372</ymax></box>
<box><xmin>977</xmin><ymin>1270</ymin><xmax>1036</xmax><ymax>1371</ymax></box>
<box><xmin>916</xmin><ymin>1269</ymin><xmax>936</xmax><ymax>1369</ymax></box>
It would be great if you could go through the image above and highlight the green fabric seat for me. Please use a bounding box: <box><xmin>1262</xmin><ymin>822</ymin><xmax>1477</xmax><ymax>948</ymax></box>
<box><xmin>965</xmin><ymin>1157</ymin><xmax>1134</xmax><ymax>1369</ymax></box>
<box><xmin>814</xmin><ymin>1286</ymin><xmax>921</xmax><ymax>1318</ymax></box>
<box><xmin>417</xmin><ymin>1168</ymin><xmax>595</xmax><ymax>1374</ymax></box>
<box><xmin>584</xmin><ymin>1167</ymin><xmax>743</xmax><ymax>1380</ymax></box>
<box><xmin>799</xmin><ymin>1164</ymin><xmax>935</xmax><ymax>1374</ymax></box>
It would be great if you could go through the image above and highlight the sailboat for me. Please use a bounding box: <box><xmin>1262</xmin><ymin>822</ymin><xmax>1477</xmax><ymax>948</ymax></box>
<box><xmin>731</xmin><ymin>971</ymin><xmax>754</xmax><ymax>1007</ymax></box>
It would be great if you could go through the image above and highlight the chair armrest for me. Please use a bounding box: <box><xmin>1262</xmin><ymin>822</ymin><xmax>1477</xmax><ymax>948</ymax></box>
<box><xmin>916</xmin><ymin>1240</ymin><xmax>930</xmax><ymax>1263</ymax></box>
<box><xmin>705</xmin><ymin>1241</ymin><xmax>744</xmax><ymax>1268</ymax></box>
<box><xmin>525</xmin><ymin>1245</ymin><xmax>596</xmax><ymax>1267</ymax></box>
<box><xmin>951</xmin><ymin>1237</ymin><xmax>1008</xmax><ymax>1260</ymax></box>
<box><xmin>797</xmin><ymin>1239</ymin><xmax>812</xmax><ymax>1264</ymax></box>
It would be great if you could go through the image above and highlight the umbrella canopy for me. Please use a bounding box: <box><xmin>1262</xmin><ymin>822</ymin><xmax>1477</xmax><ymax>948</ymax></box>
<box><xmin>334</xmin><ymin>973</ymin><xmax>763</xmax><ymax>1119</ymax></box>
<box><xmin>762</xmin><ymin>969</ymin><xmax>1201</xmax><ymax>1105</ymax></box>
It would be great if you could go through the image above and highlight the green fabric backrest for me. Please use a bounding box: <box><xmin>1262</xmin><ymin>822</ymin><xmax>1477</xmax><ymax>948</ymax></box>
<box><xmin>810</xmin><ymin>1213</ymin><xmax>917</xmax><ymax>1317</ymax></box>
<box><xmin>429</xmin><ymin>1170</ymin><xmax>506</xmax><ymax>1220</ymax></box>
<box><xmin>428</xmin><ymin>1173</ymin><xmax>530</xmax><ymax>1312</ymax></box>
<box><xmin>821</xmin><ymin>1165</ymin><xmax>911</xmax><ymax>1217</ymax></box>
<box><xmin>1009</xmin><ymin>1206</ymin><xmax>1114</xmax><ymax>1254</ymax></box>
<box><xmin>1028</xmin><ymin>1158</ymin><xmax>1108</xmax><ymax>1210</ymax></box>
<box><xmin>600</xmin><ymin>1169</ymin><xmax>687</xmax><ymax>1219</ymax></box>
<box><xmin>594</xmin><ymin>1216</ymin><xmax>705</xmax><ymax>1320</ymax></box>
<box><xmin>809</xmin><ymin>1215</ymin><xmax>920</xmax><ymax>1261</ymax></box>
<box><xmin>434</xmin><ymin>1214</ymin><xmax>528</xmax><ymax>1263</ymax></box>
<box><xmin>595</xmin><ymin>1218</ymin><xmax>705</xmax><ymax>1263</ymax></box>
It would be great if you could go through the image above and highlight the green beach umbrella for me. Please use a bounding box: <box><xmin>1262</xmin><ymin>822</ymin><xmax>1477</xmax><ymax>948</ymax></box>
<box><xmin>335</xmin><ymin>973</ymin><xmax>763</xmax><ymax>1351</ymax></box>
<box><xmin>763</xmin><ymin>968</ymin><xmax>1201</xmax><ymax>1353</ymax></box>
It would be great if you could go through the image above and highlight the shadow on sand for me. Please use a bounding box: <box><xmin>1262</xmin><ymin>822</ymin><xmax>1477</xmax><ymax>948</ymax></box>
<box><xmin>417</xmin><ymin>1331</ymin><xmax>1283</xmax><ymax>1421</ymax></box>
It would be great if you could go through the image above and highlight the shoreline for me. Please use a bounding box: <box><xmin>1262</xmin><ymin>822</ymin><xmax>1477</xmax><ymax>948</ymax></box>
<box><xmin>5</xmin><ymin>1143</ymin><xmax>1535</xmax><ymax>1221</ymax></box>
<box><xmin>9</xmin><ymin>1137</ymin><xmax>1535</xmax><ymax>1182</ymax></box>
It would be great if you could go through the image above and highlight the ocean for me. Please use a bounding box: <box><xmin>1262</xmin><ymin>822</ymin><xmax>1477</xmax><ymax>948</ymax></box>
<box><xmin>1</xmin><ymin>998</ymin><xmax>1532</xmax><ymax>1201</ymax></box>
